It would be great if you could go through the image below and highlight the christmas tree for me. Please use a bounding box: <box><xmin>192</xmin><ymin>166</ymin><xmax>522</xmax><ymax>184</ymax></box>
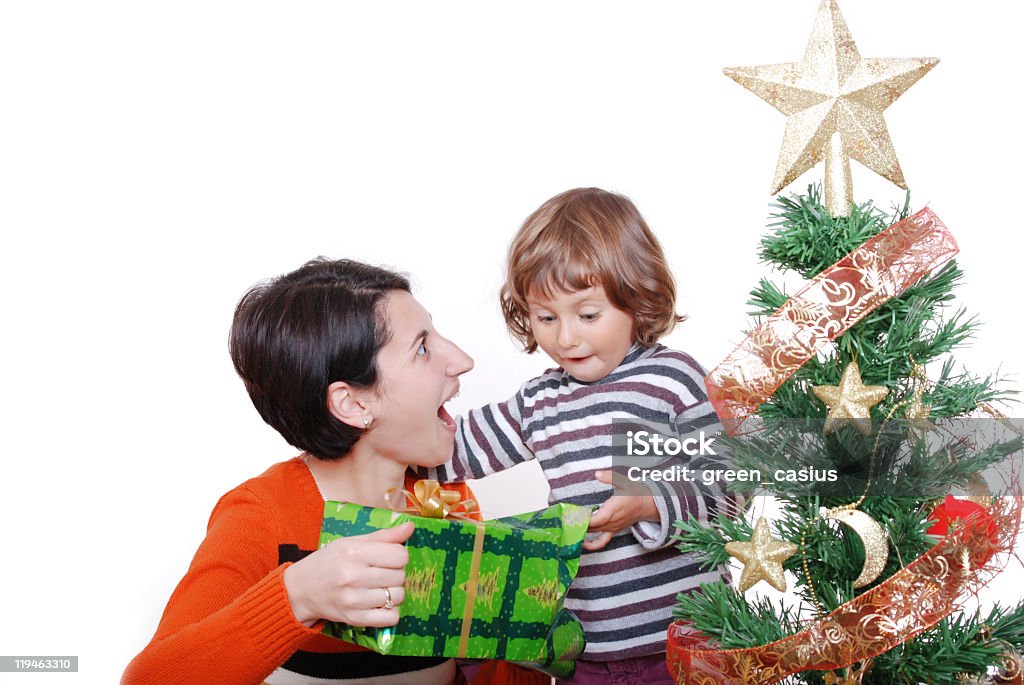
<box><xmin>669</xmin><ymin>2</ymin><xmax>1024</xmax><ymax>683</ymax></box>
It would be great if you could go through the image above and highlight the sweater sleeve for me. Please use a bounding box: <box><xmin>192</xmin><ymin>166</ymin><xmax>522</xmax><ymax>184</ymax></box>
<box><xmin>421</xmin><ymin>385</ymin><xmax>535</xmax><ymax>483</ymax></box>
<box><xmin>122</xmin><ymin>487</ymin><xmax>322</xmax><ymax>685</ymax></box>
<box><xmin>630</xmin><ymin>354</ymin><xmax>735</xmax><ymax>550</ymax></box>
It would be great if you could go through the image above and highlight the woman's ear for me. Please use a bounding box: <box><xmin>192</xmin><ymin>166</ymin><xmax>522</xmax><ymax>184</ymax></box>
<box><xmin>326</xmin><ymin>381</ymin><xmax>373</xmax><ymax>429</ymax></box>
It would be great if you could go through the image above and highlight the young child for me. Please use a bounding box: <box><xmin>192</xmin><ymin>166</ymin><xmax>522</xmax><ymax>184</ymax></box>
<box><xmin>430</xmin><ymin>188</ymin><xmax>733</xmax><ymax>684</ymax></box>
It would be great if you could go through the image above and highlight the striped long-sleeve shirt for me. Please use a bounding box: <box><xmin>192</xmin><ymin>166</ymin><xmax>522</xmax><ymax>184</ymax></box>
<box><xmin>431</xmin><ymin>344</ymin><xmax>731</xmax><ymax>661</ymax></box>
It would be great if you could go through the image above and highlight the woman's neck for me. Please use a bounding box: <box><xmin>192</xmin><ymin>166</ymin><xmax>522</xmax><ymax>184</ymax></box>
<box><xmin>306</xmin><ymin>444</ymin><xmax>407</xmax><ymax>507</ymax></box>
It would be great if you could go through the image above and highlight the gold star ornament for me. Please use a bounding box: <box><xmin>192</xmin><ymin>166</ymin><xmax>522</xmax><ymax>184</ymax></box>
<box><xmin>813</xmin><ymin>360</ymin><xmax>889</xmax><ymax>435</ymax></box>
<box><xmin>905</xmin><ymin>382</ymin><xmax>935</xmax><ymax>435</ymax></box>
<box><xmin>900</xmin><ymin>362</ymin><xmax>935</xmax><ymax>439</ymax></box>
<box><xmin>725</xmin><ymin>518</ymin><xmax>798</xmax><ymax>593</ymax></box>
<box><xmin>725</xmin><ymin>0</ymin><xmax>938</xmax><ymax>216</ymax></box>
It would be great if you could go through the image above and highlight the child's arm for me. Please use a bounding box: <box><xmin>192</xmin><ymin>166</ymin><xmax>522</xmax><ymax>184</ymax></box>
<box><xmin>632</xmin><ymin>401</ymin><xmax>730</xmax><ymax>549</ymax></box>
<box><xmin>589</xmin><ymin>351</ymin><xmax>737</xmax><ymax>551</ymax></box>
<box><xmin>582</xmin><ymin>386</ymin><xmax>729</xmax><ymax>550</ymax></box>
<box><xmin>417</xmin><ymin>387</ymin><xmax>535</xmax><ymax>483</ymax></box>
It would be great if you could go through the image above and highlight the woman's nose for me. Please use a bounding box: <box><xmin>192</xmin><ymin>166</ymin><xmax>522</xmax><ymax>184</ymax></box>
<box><xmin>445</xmin><ymin>340</ymin><xmax>475</xmax><ymax>376</ymax></box>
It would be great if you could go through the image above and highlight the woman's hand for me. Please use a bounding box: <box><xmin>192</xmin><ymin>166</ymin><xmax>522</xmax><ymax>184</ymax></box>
<box><xmin>283</xmin><ymin>521</ymin><xmax>415</xmax><ymax>627</ymax></box>
<box><xmin>583</xmin><ymin>471</ymin><xmax>659</xmax><ymax>551</ymax></box>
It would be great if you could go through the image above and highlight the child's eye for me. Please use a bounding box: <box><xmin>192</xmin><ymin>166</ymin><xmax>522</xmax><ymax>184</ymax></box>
<box><xmin>416</xmin><ymin>341</ymin><xmax>428</xmax><ymax>357</ymax></box>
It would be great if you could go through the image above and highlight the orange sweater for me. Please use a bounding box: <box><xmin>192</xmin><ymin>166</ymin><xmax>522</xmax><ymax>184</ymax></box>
<box><xmin>122</xmin><ymin>458</ymin><xmax>470</xmax><ymax>684</ymax></box>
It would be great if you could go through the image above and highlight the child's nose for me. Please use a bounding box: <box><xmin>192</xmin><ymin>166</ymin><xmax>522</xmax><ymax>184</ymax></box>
<box><xmin>557</xmin><ymin>322</ymin><xmax>577</xmax><ymax>348</ymax></box>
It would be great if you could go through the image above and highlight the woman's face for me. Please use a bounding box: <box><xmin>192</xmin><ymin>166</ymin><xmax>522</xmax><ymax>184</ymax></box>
<box><xmin>362</xmin><ymin>290</ymin><xmax>474</xmax><ymax>466</ymax></box>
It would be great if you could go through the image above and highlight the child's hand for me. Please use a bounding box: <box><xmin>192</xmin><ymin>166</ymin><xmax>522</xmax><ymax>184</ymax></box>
<box><xmin>584</xmin><ymin>470</ymin><xmax>659</xmax><ymax>551</ymax></box>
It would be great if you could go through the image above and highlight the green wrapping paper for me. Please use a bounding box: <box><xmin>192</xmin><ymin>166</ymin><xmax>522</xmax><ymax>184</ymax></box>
<box><xmin>319</xmin><ymin>500</ymin><xmax>590</xmax><ymax>678</ymax></box>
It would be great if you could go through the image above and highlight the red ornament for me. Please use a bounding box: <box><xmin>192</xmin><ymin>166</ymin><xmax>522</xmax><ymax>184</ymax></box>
<box><xmin>927</xmin><ymin>495</ymin><xmax>998</xmax><ymax>564</ymax></box>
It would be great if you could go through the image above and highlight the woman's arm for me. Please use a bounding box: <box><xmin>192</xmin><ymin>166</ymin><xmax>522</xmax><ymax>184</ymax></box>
<box><xmin>122</xmin><ymin>488</ymin><xmax>413</xmax><ymax>685</ymax></box>
<box><xmin>122</xmin><ymin>488</ymin><xmax>315</xmax><ymax>685</ymax></box>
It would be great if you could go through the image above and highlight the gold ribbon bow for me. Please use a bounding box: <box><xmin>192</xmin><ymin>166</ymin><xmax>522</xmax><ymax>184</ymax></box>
<box><xmin>385</xmin><ymin>479</ymin><xmax>478</xmax><ymax>519</ymax></box>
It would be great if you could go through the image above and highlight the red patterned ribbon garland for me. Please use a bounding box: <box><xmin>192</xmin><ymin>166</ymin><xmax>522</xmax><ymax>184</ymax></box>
<box><xmin>667</xmin><ymin>496</ymin><xmax>1022</xmax><ymax>684</ymax></box>
<box><xmin>705</xmin><ymin>208</ymin><xmax>958</xmax><ymax>435</ymax></box>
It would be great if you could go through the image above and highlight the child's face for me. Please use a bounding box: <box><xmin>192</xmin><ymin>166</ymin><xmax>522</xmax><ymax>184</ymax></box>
<box><xmin>526</xmin><ymin>284</ymin><xmax>636</xmax><ymax>382</ymax></box>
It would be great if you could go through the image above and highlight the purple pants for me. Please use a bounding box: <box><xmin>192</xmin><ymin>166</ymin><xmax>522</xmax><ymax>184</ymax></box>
<box><xmin>556</xmin><ymin>653</ymin><xmax>673</xmax><ymax>685</ymax></box>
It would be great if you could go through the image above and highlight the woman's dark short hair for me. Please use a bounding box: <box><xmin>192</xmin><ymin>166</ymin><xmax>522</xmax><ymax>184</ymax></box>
<box><xmin>229</xmin><ymin>258</ymin><xmax>410</xmax><ymax>460</ymax></box>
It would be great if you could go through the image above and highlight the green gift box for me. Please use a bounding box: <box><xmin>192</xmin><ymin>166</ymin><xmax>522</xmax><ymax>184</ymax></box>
<box><xmin>318</xmin><ymin>499</ymin><xmax>590</xmax><ymax>678</ymax></box>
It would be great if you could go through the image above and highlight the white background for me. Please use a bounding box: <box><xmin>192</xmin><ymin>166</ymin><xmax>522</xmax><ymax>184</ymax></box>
<box><xmin>2</xmin><ymin>1</ymin><xmax>1022</xmax><ymax>682</ymax></box>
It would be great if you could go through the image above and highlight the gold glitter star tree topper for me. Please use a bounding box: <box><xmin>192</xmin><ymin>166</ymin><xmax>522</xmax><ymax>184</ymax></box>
<box><xmin>725</xmin><ymin>0</ymin><xmax>938</xmax><ymax>216</ymax></box>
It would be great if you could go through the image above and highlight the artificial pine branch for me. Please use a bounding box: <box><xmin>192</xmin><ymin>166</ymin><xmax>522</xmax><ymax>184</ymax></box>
<box><xmin>760</xmin><ymin>187</ymin><xmax>902</xmax><ymax>278</ymax></box>
<box><xmin>673</xmin><ymin>514</ymin><xmax>753</xmax><ymax>570</ymax></box>
<box><xmin>928</xmin><ymin>357</ymin><xmax>1016</xmax><ymax>416</ymax></box>
<box><xmin>990</xmin><ymin>600</ymin><xmax>1024</xmax><ymax>653</ymax></box>
<box><xmin>896</xmin><ymin>436</ymin><xmax>1023</xmax><ymax>498</ymax></box>
<box><xmin>747</xmin><ymin>277</ymin><xmax>790</xmax><ymax>318</ymax></box>
<box><xmin>866</xmin><ymin>602</ymin><xmax>1024</xmax><ymax>684</ymax></box>
<box><xmin>672</xmin><ymin>581</ymin><xmax>799</xmax><ymax>649</ymax></box>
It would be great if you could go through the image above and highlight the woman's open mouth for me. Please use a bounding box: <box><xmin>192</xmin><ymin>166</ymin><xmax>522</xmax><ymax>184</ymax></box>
<box><xmin>437</xmin><ymin>389</ymin><xmax>458</xmax><ymax>432</ymax></box>
<box><xmin>437</xmin><ymin>404</ymin><xmax>456</xmax><ymax>430</ymax></box>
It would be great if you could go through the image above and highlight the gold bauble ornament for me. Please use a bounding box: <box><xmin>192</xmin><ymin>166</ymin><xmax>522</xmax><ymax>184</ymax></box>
<box><xmin>725</xmin><ymin>517</ymin><xmax>798</xmax><ymax>593</ymax></box>
<box><xmin>813</xmin><ymin>360</ymin><xmax>889</xmax><ymax>435</ymax></box>
<box><xmin>725</xmin><ymin>0</ymin><xmax>938</xmax><ymax>216</ymax></box>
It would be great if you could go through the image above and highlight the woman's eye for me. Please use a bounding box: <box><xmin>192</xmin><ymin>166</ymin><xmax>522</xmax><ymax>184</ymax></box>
<box><xmin>536</xmin><ymin>315</ymin><xmax>555</xmax><ymax>324</ymax></box>
<box><xmin>416</xmin><ymin>341</ymin><xmax>428</xmax><ymax>356</ymax></box>
<box><xmin>580</xmin><ymin>312</ymin><xmax>600</xmax><ymax>322</ymax></box>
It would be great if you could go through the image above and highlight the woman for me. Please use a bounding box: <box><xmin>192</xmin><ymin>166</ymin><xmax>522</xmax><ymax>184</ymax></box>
<box><xmin>122</xmin><ymin>258</ymin><xmax>490</xmax><ymax>684</ymax></box>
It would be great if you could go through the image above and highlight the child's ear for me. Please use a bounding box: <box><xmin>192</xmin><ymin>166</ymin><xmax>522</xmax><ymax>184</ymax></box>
<box><xmin>326</xmin><ymin>381</ymin><xmax>373</xmax><ymax>429</ymax></box>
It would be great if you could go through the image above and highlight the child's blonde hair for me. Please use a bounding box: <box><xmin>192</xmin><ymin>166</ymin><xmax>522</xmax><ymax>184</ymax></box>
<box><xmin>500</xmin><ymin>187</ymin><xmax>684</xmax><ymax>353</ymax></box>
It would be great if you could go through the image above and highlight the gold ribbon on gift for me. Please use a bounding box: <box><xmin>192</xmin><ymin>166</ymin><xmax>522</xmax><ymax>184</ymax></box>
<box><xmin>385</xmin><ymin>479</ymin><xmax>484</xmax><ymax>658</ymax></box>
<box><xmin>458</xmin><ymin>521</ymin><xmax>487</xmax><ymax>658</ymax></box>
<box><xmin>705</xmin><ymin>208</ymin><xmax>958</xmax><ymax>435</ymax></box>
<box><xmin>385</xmin><ymin>479</ymin><xmax>478</xmax><ymax>519</ymax></box>
<box><xmin>667</xmin><ymin>494</ymin><xmax>1022</xmax><ymax>685</ymax></box>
